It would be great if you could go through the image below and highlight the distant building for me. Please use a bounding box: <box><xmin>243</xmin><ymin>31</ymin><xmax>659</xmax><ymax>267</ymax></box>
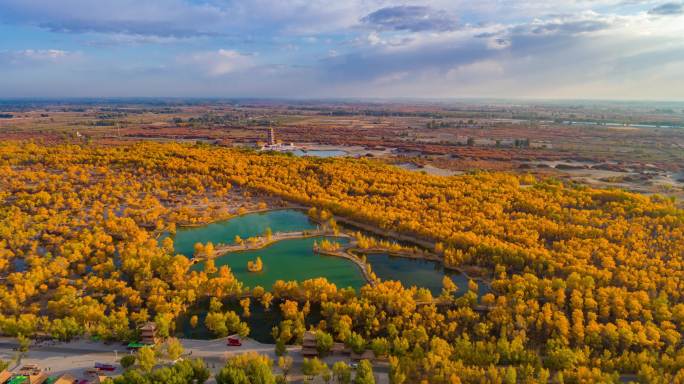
<box><xmin>260</xmin><ymin>126</ymin><xmax>298</xmax><ymax>152</ymax></box>
<box><xmin>350</xmin><ymin>350</ymin><xmax>375</xmax><ymax>361</ymax></box>
<box><xmin>53</xmin><ymin>374</ymin><xmax>77</xmax><ymax>384</ymax></box>
<box><xmin>497</xmin><ymin>138</ymin><xmax>516</xmax><ymax>147</ymax></box>
<box><xmin>140</xmin><ymin>322</ymin><xmax>158</xmax><ymax>344</ymax></box>
<box><xmin>267</xmin><ymin>126</ymin><xmax>276</xmax><ymax>145</ymax></box>
<box><xmin>453</xmin><ymin>135</ymin><xmax>470</xmax><ymax>145</ymax></box>
<box><xmin>0</xmin><ymin>371</ymin><xmax>11</xmax><ymax>384</ymax></box>
<box><xmin>27</xmin><ymin>372</ymin><xmax>48</xmax><ymax>384</ymax></box>
<box><xmin>473</xmin><ymin>138</ymin><xmax>497</xmax><ymax>146</ymax></box>
<box><xmin>529</xmin><ymin>141</ymin><xmax>553</xmax><ymax>149</ymax></box>
<box><xmin>301</xmin><ymin>331</ymin><xmax>318</xmax><ymax>357</ymax></box>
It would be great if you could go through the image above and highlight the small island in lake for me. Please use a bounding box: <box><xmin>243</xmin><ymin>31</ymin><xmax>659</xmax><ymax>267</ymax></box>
<box><xmin>247</xmin><ymin>256</ymin><xmax>263</xmax><ymax>272</ymax></box>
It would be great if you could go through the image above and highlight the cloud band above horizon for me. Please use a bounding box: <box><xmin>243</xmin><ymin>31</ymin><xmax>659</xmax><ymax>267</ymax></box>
<box><xmin>0</xmin><ymin>0</ymin><xmax>683</xmax><ymax>100</ymax></box>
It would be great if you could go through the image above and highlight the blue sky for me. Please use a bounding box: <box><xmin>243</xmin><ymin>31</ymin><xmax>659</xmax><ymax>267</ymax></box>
<box><xmin>0</xmin><ymin>0</ymin><xmax>683</xmax><ymax>99</ymax></box>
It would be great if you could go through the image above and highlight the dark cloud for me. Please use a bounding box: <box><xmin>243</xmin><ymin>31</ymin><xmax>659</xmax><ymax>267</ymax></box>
<box><xmin>0</xmin><ymin>0</ymin><xmax>227</xmax><ymax>37</ymax></box>
<box><xmin>648</xmin><ymin>2</ymin><xmax>684</xmax><ymax>15</ymax></box>
<box><xmin>321</xmin><ymin>15</ymin><xmax>617</xmax><ymax>85</ymax></box>
<box><xmin>320</xmin><ymin>39</ymin><xmax>492</xmax><ymax>82</ymax></box>
<box><xmin>361</xmin><ymin>5</ymin><xmax>458</xmax><ymax>32</ymax></box>
<box><xmin>474</xmin><ymin>32</ymin><xmax>498</xmax><ymax>38</ymax></box>
<box><xmin>513</xmin><ymin>19</ymin><xmax>611</xmax><ymax>35</ymax></box>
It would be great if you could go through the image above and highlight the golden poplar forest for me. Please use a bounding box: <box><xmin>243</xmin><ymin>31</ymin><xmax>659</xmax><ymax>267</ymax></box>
<box><xmin>1</xmin><ymin>141</ymin><xmax>683</xmax><ymax>383</ymax></box>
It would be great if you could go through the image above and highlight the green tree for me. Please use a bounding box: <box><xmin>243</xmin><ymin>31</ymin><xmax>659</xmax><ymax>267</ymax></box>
<box><xmin>120</xmin><ymin>354</ymin><xmax>136</xmax><ymax>369</ymax></box>
<box><xmin>333</xmin><ymin>361</ymin><xmax>352</xmax><ymax>384</ymax></box>
<box><xmin>49</xmin><ymin>317</ymin><xmax>82</xmax><ymax>341</ymax></box>
<box><xmin>216</xmin><ymin>367</ymin><xmax>249</xmax><ymax>384</ymax></box>
<box><xmin>137</xmin><ymin>345</ymin><xmax>156</xmax><ymax>372</ymax></box>
<box><xmin>354</xmin><ymin>360</ymin><xmax>375</xmax><ymax>384</ymax></box>
<box><xmin>181</xmin><ymin>358</ymin><xmax>210</xmax><ymax>383</ymax></box>
<box><xmin>388</xmin><ymin>357</ymin><xmax>405</xmax><ymax>384</ymax></box>
<box><xmin>316</xmin><ymin>331</ymin><xmax>334</xmax><ymax>356</ymax></box>
<box><xmin>216</xmin><ymin>352</ymin><xmax>274</xmax><ymax>384</ymax></box>
<box><xmin>210</xmin><ymin>297</ymin><xmax>224</xmax><ymax>313</ymax></box>
<box><xmin>302</xmin><ymin>357</ymin><xmax>327</xmax><ymax>380</ymax></box>
<box><xmin>17</xmin><ymin>334</ymin><xmax>30</xmax><ymax>353</ymax></box>
<box><xmin>322</xmin><ymin>364</ymin><xmax>332</xmax><ymax>384</ymax></box>
<box><xmin>225</xmin><ymin>311</ymin><xmax>250</xmax><ymax>338</ymax></box>
<box><xmin>165</xmin><ymin>337</ymin><xmax>184</xmax><ymax>361</ymax></box>
<box><xmin>278</xmin><ymin>356</ymin><xmax>293</xmax><ymax>379</ymax></box>
<box><xmin>275</xmin><ymin>339</ymin><xmax>287</xmax><ymax>356</ymax></box>
<box><xmin>205</xmin><ymin>312</ymin><xmax>229</xmax><ymax>337</ymax></box>
<box><xmin>440</xmin><ymin>276</ymin><xmax>458</xmax><ymax>301</ymax></box>
<box><xmin>154</xmin><ymin>313</ymin><xmax>173</xmax><ymax>339</ymax></box>
<box><xmin>370</xmin><ymin>338</ymin><xmax>389</xmax><ymax>358</ymax></box>
<box><xmin>544</xmin><ymin>340</ymin><xmax>581</xmax><ymax>371</ymax></box>
<box><xmin>347</xmin><ymin>332</ymin><xmax>366</xmax><ymax>355</ymax></box>
<box><xmin>503</xmin><ymin>366</ymin><xmax>517</xmax><ymax>384</ymax></box>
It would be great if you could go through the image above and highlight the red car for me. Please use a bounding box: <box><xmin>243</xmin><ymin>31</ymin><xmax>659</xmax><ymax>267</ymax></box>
<box><xmin>227</xmin><ymin>336</ymin><xmax>242</xmax><ymax>346</ymax></box>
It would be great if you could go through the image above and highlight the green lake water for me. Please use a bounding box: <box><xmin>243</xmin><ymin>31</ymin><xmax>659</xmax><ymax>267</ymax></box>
<box><xmin>192</xmin><ymin>236</ymin><xmax>365</xmax><ymax>291</ymax></box>
<box><xmin>172</xmin><ymin>210</ymin><xmax>490</xmax><ymax>341</ymax></box>
<box><xmin>366</xmin><ymin>253</ymin><xmax>490</xmax><ymax>297</ymax></box>
<box><xmin>171</xmin><ymin>209</ymin><xmax>317</xmax><ymax>257</ymax></box>
<box><xmin>171</xmin><ymin>210</ymin><xmax>486</xmax><ymax>296</ymax></box>
<box><xmin>294</xmin><ymin>149</ymin><xmax>348</xmax><ymax>158</ymax></box>
<box><xmin>169</xmin><ymin>210</ymin><xmax>489</xmax><ymax>341</ymax></box>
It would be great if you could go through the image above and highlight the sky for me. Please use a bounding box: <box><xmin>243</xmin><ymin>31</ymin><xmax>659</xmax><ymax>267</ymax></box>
<box><xmin>0</xmin><ymin>0</ymin><xmax>683</xmax><ymax>100</ymax></box>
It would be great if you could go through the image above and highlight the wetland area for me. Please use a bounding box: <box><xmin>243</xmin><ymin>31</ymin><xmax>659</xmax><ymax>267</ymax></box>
<box><xmin>167</xmin><ymin>209</ymin><xmax>483</xmax><ymax>341</ymax></box>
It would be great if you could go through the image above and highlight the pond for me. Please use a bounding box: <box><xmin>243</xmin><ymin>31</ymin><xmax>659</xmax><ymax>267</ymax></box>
<box><xmin>294</xmin><ymin>149</ymin><xmax>348</xmax><ymax>158</ymax></box>
<box><xmin>171</xmin><ymin>211</ymin><xmax>492</xmax><ymax>341</ymax></box>
<box><xmin>365</xmin><ymin>253</ymin><xmax>490</xmax><ymax>298</ymax></box>
<box><xmin>192</xmin><ymin>236</ymin><xmax>366</xmax><ymax>291</ymax></box>
<box><xmin>180</xmin><ymin>300</ymin><xmax>323</xmax><ymax>343</ymax></box>
<box><xmin>170</xmin><ymin>209</ymin><xmax>317</xmax><ymax>257</ymax></box>
<box><xmin>171</xmin><ymin>210</ymin><xmax>488</xmax><ymax>296</ymax></box>
<box><xmin>170</xmin><ymin>210</ymin><xmax>487</xmax><ymax>318</ymax></box>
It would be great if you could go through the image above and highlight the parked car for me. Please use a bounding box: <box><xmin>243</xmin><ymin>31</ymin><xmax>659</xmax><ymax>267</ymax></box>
<box><xmin>95</xmin><ymin>362</ymin><xmax>116</xmax><ymax>371</ymax></box>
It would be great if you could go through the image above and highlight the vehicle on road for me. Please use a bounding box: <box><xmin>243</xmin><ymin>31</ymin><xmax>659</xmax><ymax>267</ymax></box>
<box><xmin>126</xmin><ymin>342</ymin><xmax>145</xmax><ymax>350</ymax></box>
<box><xmin>95</xmin><ymin>362</ymin><xmax>116</xmax><ymax>371</ymax></box>
<box><xmin>227</xmin><ymin>336</ymin><xmax>242</xmax><ymax>346</ymax></box>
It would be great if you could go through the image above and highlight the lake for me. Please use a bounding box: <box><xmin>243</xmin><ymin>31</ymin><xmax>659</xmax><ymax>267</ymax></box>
<box><xmin>172</xmin><ymin>211</ymin><xmax>489</xmax><ymax>341</ymax></box>
<box><xmin>294</xmin><ymin>149</ymin><xmax>348</xmax><ymax>158</ymax></box>
<box><xmin>192</xmin><ymin>236</ymin><xmax>366</xmax><ymax>290</ymax></box>
<box><xmin>171</xmin><ymin>210</ymin><xmax>485</xmax><ymax>295</ymax></box>
<box><xmin>170</xmin><ymin>209</ymin><xmax>317</xmax><ymax>257</ymax></box>
<box><xmin>366</xmin><ymin>253</ymin><xmax>489</xmax><ymax>297</ymax></box>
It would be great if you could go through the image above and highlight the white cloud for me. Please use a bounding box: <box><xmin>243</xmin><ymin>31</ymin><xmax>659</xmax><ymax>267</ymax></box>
<box><xmin>1</xmin><ymin>0</ymin><xmax>684</xmax><ymax>99</ymax></box>
<box><xmin>0</xmin><ymin>49</ymin><xmax>77</xmax><ymax>66</ymax></box>
<box><xmin>20</xmin><ymin>49</ymin><xmax>67</xmax><ymax>59</ymax></box>
<box><xmin>181</xmin><ymin>49</ymin><xmax>254</xmax><ymax>76</ymax></box>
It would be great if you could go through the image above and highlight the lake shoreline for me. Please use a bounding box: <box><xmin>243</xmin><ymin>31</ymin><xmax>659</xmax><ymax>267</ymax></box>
<box><xmin>172</xmin><ymin>204</ymin><xmax>492</xmax><ymax>290</ymax></box>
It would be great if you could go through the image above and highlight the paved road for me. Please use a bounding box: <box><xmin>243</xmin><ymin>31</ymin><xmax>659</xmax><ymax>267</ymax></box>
<box><xmin>0</xmin><ymin>341</ymin><xmax>115</xmax><ymax>355</ymax></box>
<box><xmin>0</xmin><ymin>337</ymin><xmax>389</xmax><ymax>383</ymax></box>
